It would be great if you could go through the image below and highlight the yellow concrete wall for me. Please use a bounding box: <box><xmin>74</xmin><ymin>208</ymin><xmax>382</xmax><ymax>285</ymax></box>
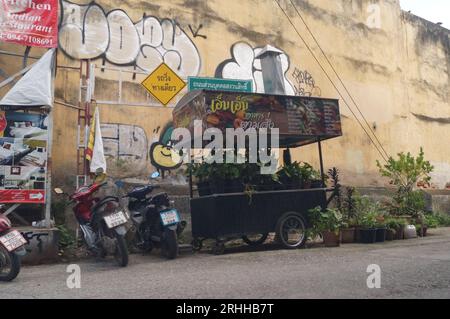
<box><xmin>0</xmin><ymin>0</ymin><xmax>449</xmax><ymax>189</ymax></box>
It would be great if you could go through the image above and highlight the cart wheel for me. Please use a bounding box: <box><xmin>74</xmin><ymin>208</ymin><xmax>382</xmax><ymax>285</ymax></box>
<box><xmin>276</xmin><ymin>212</ymin><xmax>307</xmax><ymax>249</ymax></box>
<box><xmin>211</xmin><ymin>241</ymin><xmax>225</xmax><ymax>255</ymax></box>
<box><xmin>242</xmin><ymin>233</ymin><xmax>269</xmax><ymax>246</ymax></box>
<box><xmin>192</xmin><ymin>238</ymin><xmax>203</xmax><ymax>252</ymax></box>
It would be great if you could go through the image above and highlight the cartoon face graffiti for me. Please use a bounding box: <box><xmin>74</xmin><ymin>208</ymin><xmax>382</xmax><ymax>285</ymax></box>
<box><xmin>149</xmin><ymin>142</ymin><xmax>182</xmax><ymax>171</ymax></box>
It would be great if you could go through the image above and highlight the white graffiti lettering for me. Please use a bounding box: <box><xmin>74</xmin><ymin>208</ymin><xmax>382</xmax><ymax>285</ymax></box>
<box><xmin>216</xmin><ymin>42</ymin><xmax>295</xmax><ymax>95</ymax></box>
<box><xmin>59</xmin><ymin>1</ymin><xmax>201</xmax><ymax>77</ymax></box>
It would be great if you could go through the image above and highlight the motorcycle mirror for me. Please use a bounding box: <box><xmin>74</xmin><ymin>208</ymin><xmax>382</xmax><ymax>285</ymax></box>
<box><xmin>54</xmin><ymin>188</ymin><xmax>64</xmax><ymax>195</ymax></box>
<box><xmin>150</xmin><ymin>171</ymin><xmax>160</xmax><ymax>180</ymax></box>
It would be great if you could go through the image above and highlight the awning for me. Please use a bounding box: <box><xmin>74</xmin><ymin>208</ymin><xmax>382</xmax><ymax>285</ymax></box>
<box><xmin>0</xmin><ymin>49</ymin><xmax>55</xmax><ymax>109</ymax></box>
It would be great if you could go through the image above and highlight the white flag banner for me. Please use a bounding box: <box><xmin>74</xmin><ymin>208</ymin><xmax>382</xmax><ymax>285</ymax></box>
<box><xmin>90</xmin><ymin>108</ymin><xmax>107</xmax><ymax>174</ymax></box>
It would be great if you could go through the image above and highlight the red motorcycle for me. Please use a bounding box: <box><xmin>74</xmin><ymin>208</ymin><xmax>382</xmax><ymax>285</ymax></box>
<box><xmin>54</xmin><ymin>182</ymin><xmax>129</xmax><ymax>267</ymax></box>
<box><xmin>0</xmin><ymin>206</ymin><xmax>27</xmax><ymax>282</ymax></box>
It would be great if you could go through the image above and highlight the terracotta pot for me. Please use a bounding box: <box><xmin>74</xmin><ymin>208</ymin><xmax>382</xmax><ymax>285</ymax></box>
<box><xmin>341</xmin><ymin>228</ymin><xmax>355</xmax><ymax>244</ymax></box>
<box><xmin>322</xmin><ymin>231</ymin><xmax>341</xmax><ymax>247</ymax></box>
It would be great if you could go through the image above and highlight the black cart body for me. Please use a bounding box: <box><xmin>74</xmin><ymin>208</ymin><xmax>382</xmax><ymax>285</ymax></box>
<box><xmin>191</xmin><ymin>189</ymin><xmax>327</xmax><ymax>239</ymax></box>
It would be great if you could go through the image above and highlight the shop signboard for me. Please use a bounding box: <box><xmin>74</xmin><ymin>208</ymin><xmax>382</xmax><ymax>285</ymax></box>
<box><xmin>0</xmin><ymin>0</ymin><xmax>58</xmax><ymax>48</ymax></box>
<box><xmin>173</xmin><ymin>90</ymin><xmax>342</xmax><ymax>147</ymax></box>
<box><xmin>188</xmin><ymin>77</ymin><xmax>253</xmax><ymax>93</ymax></box>
<box><xmin>0</xmin><ymin>110</ymin><xmax>48</xmax><ymax>204</ymax></box>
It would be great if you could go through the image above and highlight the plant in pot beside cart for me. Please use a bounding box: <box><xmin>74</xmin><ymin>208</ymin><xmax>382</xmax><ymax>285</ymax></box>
<box><xmin>341</xmin><ymin>187</ymin><xmax>358</xmax><ymax>244</ymax></box>
<box><xmin>354</xmin><ymin>196</ymin><xmax>381</xmax><ymax>244</ymax></box>
<box><xmin>416</xmin><ymin>213</ymin><xmax>439</xmax><ymax>237</ymax></box>
<box><xmin>358</xmin><ymin>211</ymin><xmax>379</xmax><ymax>244</ymax></box>
<box><xmin>384</xmin><ymin>218</ymin><xmax>400</xmax><ymax>241</ymax></box>
<box><xmin>308</xmin><ymin>207</ymin><xmax>344</xmax><ymax>247</ymax></box>
<box><xmin>375</xmin><ymin>214</ymin><xmax>388</xmax><ymax>243</ymax></box>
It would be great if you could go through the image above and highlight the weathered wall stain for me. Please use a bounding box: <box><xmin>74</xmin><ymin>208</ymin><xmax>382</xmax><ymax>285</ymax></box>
<box><xmin>412</xmin><ymin>113</ymin><xmax>450</xmax><ymax>125</ymax></box>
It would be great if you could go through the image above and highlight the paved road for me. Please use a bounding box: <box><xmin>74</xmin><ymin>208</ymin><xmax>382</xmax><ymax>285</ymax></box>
<box><xmin>2</xmin><ymin>228</ymin><xmax>450</xmax><ymax>299</ymax></box>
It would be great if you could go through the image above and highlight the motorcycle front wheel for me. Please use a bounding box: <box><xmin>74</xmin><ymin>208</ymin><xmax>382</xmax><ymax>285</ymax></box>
<box><xmin>162</xmin><ymin>229</ymin><xmax>178</xmax><ymax>260</ymax></box>
<box><xmin>0</xmin><ymin>246</ymin><xmax>21</xmax><ymax>282</ymax></box>
<box><xmin>114</xmin><ymin>233</ymin><xmax>129</xmax><ymax>267</ymax></box>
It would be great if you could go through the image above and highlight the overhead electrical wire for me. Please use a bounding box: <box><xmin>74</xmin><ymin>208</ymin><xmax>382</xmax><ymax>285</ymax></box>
<box><xmin>288</xmin><ymin>0</ymin><xmax>391</xmax><ymax>161</ymax></box>
<box><xmin>274</xmin><ymin>0</ymin><xmax>391</xmax><ymax>164</ymax></box>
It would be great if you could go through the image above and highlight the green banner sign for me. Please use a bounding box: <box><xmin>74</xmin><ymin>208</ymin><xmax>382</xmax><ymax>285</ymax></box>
<box><xmin>188</xmin><ymin>77</ymin><xmax>253</xmax><ymax>93</ymax></box>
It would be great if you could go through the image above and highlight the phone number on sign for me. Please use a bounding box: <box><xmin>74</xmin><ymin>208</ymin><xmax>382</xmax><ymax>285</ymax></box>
<box><xmin>0</xmin><ymin>33</ymin><xmax>53</xmax><ymax>46</ymax></box>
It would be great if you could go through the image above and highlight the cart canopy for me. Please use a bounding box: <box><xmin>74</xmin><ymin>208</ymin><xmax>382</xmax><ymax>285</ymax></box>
<box><xmin>173</xmin><ymin>90</ymin><xmax>342</xmax><ymax>147</ymax></box>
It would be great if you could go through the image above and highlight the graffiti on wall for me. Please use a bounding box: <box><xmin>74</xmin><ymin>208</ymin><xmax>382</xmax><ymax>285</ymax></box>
<box><xmin>20</xmin><ymin>229</ymin><xmax>59</xmax><ymax>264</ymax></box>
<box><xmin>149</xmin><ymin>123</ymin><xmax>182</xmax><ymax>175</ymax></box>
<box><xmin>101</xmin><ymin>124</ymin><xmax>148</xmax><ymax>177</ymax></box>
<box><xmin>291</xmin><ymin>68</ymin><xmax>322</xmax><ymax>97</ymax></box>
<box><xmin>58</xmin><ymin>0</ymin><xmax>201</xmax><ymax>77</ymax></box>
<box><xmin>215</xmin><ymin>42</ymin><xmax>295</xmax><ymax>95</ymax></box>
<box><xmin>100</xmin><ymin>123</ymin><xmax>181</xmax><ymax>178</ymax></box>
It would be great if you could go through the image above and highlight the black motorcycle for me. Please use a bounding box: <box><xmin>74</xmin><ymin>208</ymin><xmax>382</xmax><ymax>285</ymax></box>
<box><xmin>123</xmin><ymin>173</ymin><xmax>185</xmax><ymax>260</ymax></box>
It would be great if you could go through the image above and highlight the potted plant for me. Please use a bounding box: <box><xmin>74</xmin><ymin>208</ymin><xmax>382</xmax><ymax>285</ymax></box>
<box><xmin>354</xmin><ymin>196</ymin><xmax>381</xmax><ymax>244</ymax></box>
<box><xmin>308</xmin><ymin>207</ymin><xmax>344</xmax><ymax>247</ymax></box>
<box><xmin>188</xmin><ymin>163</ymin><xmax>212</xmax><ymax>197</ymax></box>
<box><xmin>277</xmin><ymin>162</ymin><xmax>303</xmax><ymax>190</ymax></box>
<box><xmin>384</xmin><ymin>217</ymin><xmax>399</xmax><ymax>241</ymax></box>
<box><xmin>375</xmin><ymin>214</ymin><xmax>387</xmax><ymax>243</ymax></box>
<box><xmin>358</xmin><ymin>211</ymin><xmax>378</xmax><ymax>244</ymax></box>
<box><xmin>299</xmin><ymin>163</ymin><xmax>315</xmax><ymax>189</ymax></box>
<box><xmin>341</xmin><ymin>187</ymin><xmax>357</xmax><ymax>244</ymax></box>
<box><xmin>310</xmin><ymin>169</ymin><xmax>326</xmax><ymax>188</ymax></box>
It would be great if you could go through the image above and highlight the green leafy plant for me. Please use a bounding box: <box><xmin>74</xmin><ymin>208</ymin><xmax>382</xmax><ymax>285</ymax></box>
<box><xmin>56</xmin><ymin>225</ymin><xmax>75</xmax><ymax>250</ymax></box>
<box><xmin>278</xmin><ymin>162</ymin><xmax>303</xmax><ymax>186</ymax></box>
<box><xmin>342</xmin><ymin>187</ymin><xmax>357</xmax><ymax>224</ymax></box>
<box><xmin>435</xmin><ymin>213</ymin><xmax>450</xmax><ymax>227</ymax></box>
<box><xmin>377</xmin><ymin>148</ymin><xmax>433</xmax><ymax>217</ymax></box>
<box><xmin>308</xmin><ymin>206</ymin><xmax>345</xmax><ymax>236</ymax></box>
<box><xmin>354</xmin><ymin>196</ymin><xmax>384</xmax><ymax>229</ymax></box>
<box><xmin>424</xmin><ymin>214</ymin><xmax>440</xmax><ymax>229</ymax></box>
<box><xmin>328</xmin><ymin>168</ymin><xmax>343</xmax><ymax>212</ymax></box>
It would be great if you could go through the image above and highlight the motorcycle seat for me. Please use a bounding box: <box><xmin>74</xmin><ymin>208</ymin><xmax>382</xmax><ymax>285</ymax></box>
<box><xmin>128</xmin><ymin>185</ymin><xmax>154</xmax><ymax>200</ymax></box>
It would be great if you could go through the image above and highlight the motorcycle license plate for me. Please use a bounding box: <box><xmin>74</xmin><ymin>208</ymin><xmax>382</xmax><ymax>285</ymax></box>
<box><xmin>0</xmin><ymin>230</ymin><xmax>27</xmax><ymax>252</ymax></box>
<box><xmin>104</xmin><ymin>211</ymin><xmax>128</xmax><ymax>229</ymax></box>
<box><xmin>160</xmin><ymin>209</ymin><xmax>180</xmax><ymax>226</ymax></box>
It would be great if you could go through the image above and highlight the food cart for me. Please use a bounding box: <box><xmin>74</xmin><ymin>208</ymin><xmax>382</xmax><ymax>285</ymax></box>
<box><xmin>173</xmin><ymin>90</ymin><xmax>343</xmax><ymax>254</ymax></box>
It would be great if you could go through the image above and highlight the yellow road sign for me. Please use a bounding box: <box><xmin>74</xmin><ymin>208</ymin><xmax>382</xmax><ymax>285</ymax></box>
<box><xmin>141</xmin><ymin>63</ymin><xmax>186</xmax><ymax>106</ymax></box>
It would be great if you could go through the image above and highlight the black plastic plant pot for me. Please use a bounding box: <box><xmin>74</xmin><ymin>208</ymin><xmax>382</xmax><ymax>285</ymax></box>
<box><xmin>225</xmin><ymin>180</ymin><xmax>245</xmax><ymax>193</ymax></box>
<box><xmin>359</xmin><ymin>228</ymin><xmax>377</xmax><ymax>244</ymax></box>
<box><xmin>376</xmin><ymin>228</ymin><xmax>387</xmax><ymax>242</ymax></box>
<box><xmin>197</xmin><ymin>181</ymin><xmax>212</xmax><ymax>197</ymax></box>
<box><xmin>311</xmin><ymin>180</ymin><xmax>324</xmax><ymax>189</ymax></box>
<box><xmin>210</xmin><ymin>180</ymin><xmax>225</xmax><ymax>195</ymax></box>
